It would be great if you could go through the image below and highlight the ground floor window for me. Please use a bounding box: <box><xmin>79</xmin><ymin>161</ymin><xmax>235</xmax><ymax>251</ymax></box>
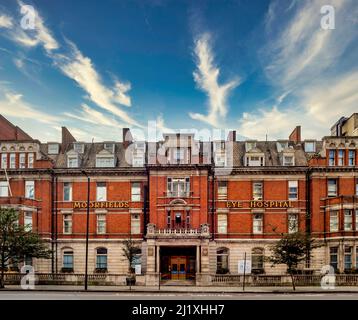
<box><xmin>344</xmin><ymin>246</ymin><xmax>352</xmax><ymax>271</ymax></box>
<box><xmin>329</xmin><ymin>247</ymin><xmax>338</xmax><ymax>271</ymax></box>
<box><xmin>252</xmin><ymin>248</ymin><xmax>264</xmax><ymax>273</ymax></box>
<box><xmin>96</xmin><ymin>248</ymin><xmax>108</xmax><ymax>271</ymax></box>
<box><xmin>216</xmin><ymin>248</ymin><xmax>229</xmax><ymax>274</ymax></box>
<box><xmin>62</xmin><ymin>250</ymin><xmax>73</xmax><ymax>271</ymax></box>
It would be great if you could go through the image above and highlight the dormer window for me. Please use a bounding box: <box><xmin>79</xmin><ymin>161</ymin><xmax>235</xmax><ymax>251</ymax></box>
<box><xmin>96</xmin><ymin>156</ymin><xmax>115</xmax><ymax>168</ymax></box>
<box><xmin>245</xmin><ymin>141</ymin><xmax>257</xmax><ymax>152</ymax></box>
<box><xmin>283</xmin><ymin>155</ymin><xmax>294</xmax><ymax>166</ymax></box>
<box><xmin>104</xmin><ymin>143</ymin><xmax>115</xmax><ymax>153</ymax></box>
<box><xmin>133</xmin><ymin>155</ymin><xmax>144</xmax><ymax>167</ymax></box>
<box><xmin>48</xmin><ymin>143</ymin><xmax>59</xmax><ymax>155</ymax></box>
<box><xmin>67</xmin><ymin>155</ymin><xmax>79</xmax><ymax>168</ymax></box>
<box><xmin>213</xmin><ymin>141</ymin><xmax>226</xmax><ymax>166</ymax></box>
<box><xmin>73</xmin><ymin>143</ymin><xmax>85</xmax><ymax>154</ymax></box>
<box><xmin>277</xmin><ymin>141</ymin><xmax>289</xmax><ymax>153</ymax></box>
<box><xmin>245</xmin><ymin>155</ymin><xmax>264</xmax><ymax>166</ymax></box>
<box><xmin>215</xmin><ymin>152</ymin><xmax>226</xmax><ymax>167</ymax></box>
<box><xmin>173</xmin><ymin>148</ymin><xmax>185</xmax><ymax>163</ymax></box>
<box><xmin>132</xmin><ymin>141</ymin><xmax>145</xmax><ymax>167</ymax></box>
<box><xmin>214</xmin><ymin>141</ymin><xmax>226</xmax><ymax>152</ymax></box>
<box><xmin>304</xmin><ymin>141</ymin><xmax>316</xmax><ymax>153</ymax></box>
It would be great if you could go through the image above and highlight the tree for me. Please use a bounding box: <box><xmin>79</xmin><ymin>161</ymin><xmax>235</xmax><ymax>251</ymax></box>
<box><xmin>122</xmin><ymin>239</ymin><xmax>141</xmax><ymax>285</ymax></box>
<box><xmin>268</xmin><ymin>232</ymin><xmax>321</xmax><ymax>290</ymax></box>
<box><xmin>0</xmin><ymin>208</ymin><xmax>52</xmax><ymax>288</ymax></box>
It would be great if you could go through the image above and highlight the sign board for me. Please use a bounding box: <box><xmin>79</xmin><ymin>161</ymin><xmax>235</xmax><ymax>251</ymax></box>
<box><xmin>227</xmin><ymin>200</ymin><xmax>292</xmax><ymax>208</ymax></box>
<box><xmin>73</xmin><ymin>201</ymin><xmax>129</xmax><ymax>209</ymax></box>
<box><xmin>135</xmin><ymin>264</ymin><xmax>141</xmax><ymax>275</ymax></box>
<box><xmin>238</xmin><ymin>260</ymin><xmax>252</xmax><ymax>274</ymax></box>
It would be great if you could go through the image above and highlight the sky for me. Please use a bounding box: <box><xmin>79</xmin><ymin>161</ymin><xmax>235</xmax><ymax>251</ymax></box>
<box><xmin>0</xmin><ymin>0</ymin><xmax>357</xmax><ymax>142</ymax></box>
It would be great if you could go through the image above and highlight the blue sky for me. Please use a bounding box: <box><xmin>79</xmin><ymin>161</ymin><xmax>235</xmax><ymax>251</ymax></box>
<box><xmin>0</xmin><ymin>0</ymin><xmax>357</xmax><ymax>142</ymax></box>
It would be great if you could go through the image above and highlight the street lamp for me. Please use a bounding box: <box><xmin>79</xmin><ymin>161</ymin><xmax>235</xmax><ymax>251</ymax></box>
<box><xmin>82</xmin><ymin>170</ymin><xmax>90</xmax><ymax>291</ymax></box>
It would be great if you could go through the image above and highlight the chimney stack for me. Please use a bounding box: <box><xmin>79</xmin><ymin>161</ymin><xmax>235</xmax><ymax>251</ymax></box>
<box><xmin>62</xmin><ymin>127</ymin><xmax>76</xmax><ymax>151</ymax></box>
<box><xmin>289</xmin><ymin>126</ymin><xmax>301</xmax><ymax>144</ymax></box>
<box><xmin>227</xmin><ymin>130</ymin><xmax>236</xmax><ymax>142</ymax></box>
<box><xmin>123</xmin><ymin>128</ymin><xmax>133</xmax><ymax>148</ymax></box>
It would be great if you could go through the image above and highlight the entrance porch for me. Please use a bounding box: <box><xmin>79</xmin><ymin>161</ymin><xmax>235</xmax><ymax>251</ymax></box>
<box><xmin>160</xmin><ymin>246</ymin><xmax>196</xmax><ymax>281</ymax></box>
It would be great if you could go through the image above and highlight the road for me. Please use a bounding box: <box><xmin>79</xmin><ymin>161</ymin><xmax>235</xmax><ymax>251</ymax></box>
<box><xmin>0</xmin><ymin>291</ymin><xmax>358</xmax><ymax>300</ymax></box>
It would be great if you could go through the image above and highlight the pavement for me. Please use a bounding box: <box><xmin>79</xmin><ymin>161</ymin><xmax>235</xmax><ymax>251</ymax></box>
<box><xmin>0</xmin><ymin>290</ymin><xmax>358</xmax><ymax>300</ymax></box>
<box><xmin>1</xmin><ymin>284</ymin><xmax>358</xmax><ymax>294</ymax></box>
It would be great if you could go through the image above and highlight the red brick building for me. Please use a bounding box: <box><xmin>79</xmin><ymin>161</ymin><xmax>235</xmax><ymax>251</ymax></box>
<box><xmin>0</xmin><ymin>113</ymin><xmax>357</xmax><ymax>285</ymax></box>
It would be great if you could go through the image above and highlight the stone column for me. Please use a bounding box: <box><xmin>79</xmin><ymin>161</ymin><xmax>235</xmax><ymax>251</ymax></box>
<box><xmin>156</xmin><ymin>245</ymin><xmax>160</xmax><ymax>274</ymax></box>
<box><xmin>196</xmin><ymin>245</ymin><xmax>200</xmax><ymax>273</ymax></box>
<box><xmin>145</xmin><ymin>239</ymin><xmax>157</xmax><ymax>286</ymax></box>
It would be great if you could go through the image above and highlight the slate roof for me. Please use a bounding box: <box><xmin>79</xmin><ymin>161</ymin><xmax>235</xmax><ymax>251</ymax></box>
<box><xmin>36</xmin><ymin>138</ymin><xmax>319</xmax><ymax>168</ymax></box>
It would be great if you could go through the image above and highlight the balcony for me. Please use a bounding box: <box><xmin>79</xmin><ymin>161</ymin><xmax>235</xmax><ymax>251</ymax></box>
<box><xmin>165</xmin><ymin>191</ymin><xmax>193</xmax><ymax>198</ymax></box>
<box><xmin>146</xmin><ymin>223</ymin><xmax>210</xmax><ymax>239</ymax></box>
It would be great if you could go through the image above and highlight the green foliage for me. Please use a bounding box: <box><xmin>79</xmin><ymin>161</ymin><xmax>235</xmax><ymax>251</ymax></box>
<box><xmin>269</xmin><ymin>232</ymin><xmax>320</xmax><ymax>273</ymax></box>
<box><xmin>122</xmin><ymin>239</ymin><xmax>141</xmax><ymax>274</ymax></box>
<box><xmin>0</xmin><ymin>208</ymin><xmax>52</xmax><ymax>288</ymax></box>
<box><xmin>268</xmin><ymin>232</ymin><xmax>322</xmax><ymax>290</ymax></box>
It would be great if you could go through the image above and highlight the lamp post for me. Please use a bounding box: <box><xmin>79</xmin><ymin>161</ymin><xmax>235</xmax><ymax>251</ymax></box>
<box><xmin>82</xmin><ymin>170</ymin><xmax>90</xmax><ymax>291</ymax></box>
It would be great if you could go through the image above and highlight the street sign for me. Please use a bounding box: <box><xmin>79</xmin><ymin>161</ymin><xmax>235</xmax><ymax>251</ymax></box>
<box><xmin>238</xmin><ymin>260</ymin><xmax>252</xmax><ymax>274</ymax></box>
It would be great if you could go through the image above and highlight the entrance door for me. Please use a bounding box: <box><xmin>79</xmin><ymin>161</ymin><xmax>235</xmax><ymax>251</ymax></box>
<box><xmin>170</xmin><ymin>256</ymin><xmax>186</xmax><ymax>280</ymax></box>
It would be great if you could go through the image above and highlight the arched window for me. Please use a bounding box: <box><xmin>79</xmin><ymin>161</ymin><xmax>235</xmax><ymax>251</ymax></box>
<box><xmin>62</xmin><ymin>249</ymin><xmax>74</xmax><ymax>272</ymax></box>
<box><xmin>96</xmin><ymin>247</ymin><xmax>108</xmax><ymax>270</ymax></box>
<box><xmin>252</xmin><ymin>248</ymin><xmax>264</xmax><ymax>273</ymax></box>
<box><xmin>216</xmin><ymin>247</ymin><xmax>229</xmax><ymax>274</ymax></box>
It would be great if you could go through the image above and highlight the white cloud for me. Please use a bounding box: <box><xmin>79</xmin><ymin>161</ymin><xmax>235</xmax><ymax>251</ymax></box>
<box><xmin>64</xmin><ymin>103</ymin><xmax>124</xmax><ymax>127</ymax></box>
<box><xmin>238</xmin><ymin>71</ymin><xmax>358</xmax><ymax>139</ymax></box>
<box><xmin>263</xmin><ymin>0</ymin><xmax>355</xmax><ymax>90</ymax></box>
<box><xmin>10</xmin><ymin>1</ymin><xmax>59</xmax><ymax>52</ymax></box>
<box><xmin>302</xmin><ymin>71</ymin><xmax>358</xmax><ymax>125</ymax></box>
<box><xmin>53</xmin><ymin>40</ymin><xmax>140</xmax><ymax>127</ymax></box>
<box><xmin>241</xmin><ymin>0</ymin><xmax>358</xmax><ymax>140</ymax></box>
<box><xmin>0</xmin><ymin>15</ymin><xmax>13</xmax><ymax>28</ymax></box>
<box><xmin>0</xmin><ymin>3</ymin><xmax>141</xmax><ymax>129</ymax></box>
<box><xmin>0</xmin><ymin>90</ymin><xmax>60</xmax><ymax>124</ymax></box>
<box><xmin>189</xmin><ymin>33</ymin><xmax>240</xmax><ymax>127</ymax></box>
<box><xmin>155</xmin><ymin>113</ymin><xmax>174</xmax><ymax>134</ymax></box>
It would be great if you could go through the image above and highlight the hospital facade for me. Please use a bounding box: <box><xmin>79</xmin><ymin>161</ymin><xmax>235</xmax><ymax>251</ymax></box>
<box><xmin>0</xmin><ymin>113</ymin><xmax>357</xmax><ymax>285</ymax></box>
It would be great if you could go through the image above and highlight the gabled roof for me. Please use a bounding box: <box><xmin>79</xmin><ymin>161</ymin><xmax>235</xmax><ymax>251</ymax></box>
<box><xmin>0</xmin><ymin>115</ymin><xmax>33</xmax><ymax>141</ymax></box>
